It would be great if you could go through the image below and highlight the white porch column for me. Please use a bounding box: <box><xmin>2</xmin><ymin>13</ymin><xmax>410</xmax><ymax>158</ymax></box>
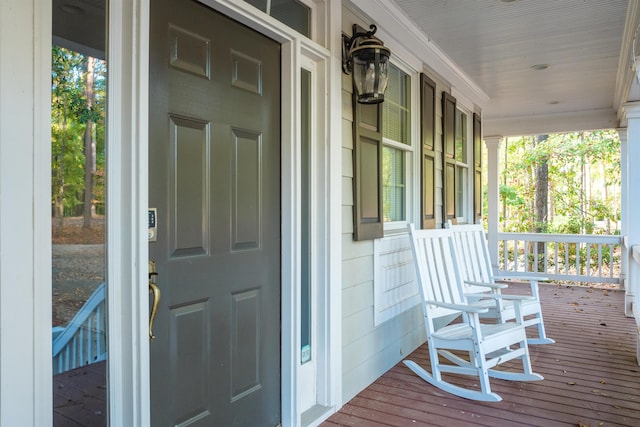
<box><xmin>484</xmin><ymin>136</ymin><xmax>503</xmax><ymax>273</ymax></box>
<box><xmin>617</xmin><ymin>127</ymin><xmax>632</xmax><ymax>317</ymax></box>
<box><xmin>623</xmin><ymin>102</ymin><xmax>640</xmax><ymax>364</ymax></box>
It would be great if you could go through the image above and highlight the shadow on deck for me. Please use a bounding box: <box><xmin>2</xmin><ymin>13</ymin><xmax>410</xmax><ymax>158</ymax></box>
<box><xmin>324</xmin><ymin>283</ymin><xmax>640</xmax><ymax>427</ymax></box>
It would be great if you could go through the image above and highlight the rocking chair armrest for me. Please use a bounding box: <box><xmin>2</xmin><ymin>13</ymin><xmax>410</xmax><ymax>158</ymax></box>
<box><xmin>464</xmin><ymin>280</ymin><xmax>508</xmax><ymax>290</ymax></box>
<box><xmin>493</xmin><ymin>275</ymin><xmax>545</xmax><ymax>299</ymax></box>
<box><xmin>497</xmin><ymin>294</ymin><xmax>536</xmax><ymax>301</ymax></box>
<box><xmin>494</xmin><ymin>275</ymin><xmax>549</xmax><ymax>283</ymax></box>
<box><xmin>464</xmin><ymin>293</ymin><xmax>534</xmax><ymax>302</ymax></box>
<box><xmin>425</xmin><ymin>300</ymin><xmax>489</xmax><ymax>314</ymax></box>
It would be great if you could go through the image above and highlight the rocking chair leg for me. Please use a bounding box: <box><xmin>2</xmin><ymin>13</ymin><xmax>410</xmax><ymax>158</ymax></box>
<box><xmin>403</xmin><ymin>360</ymin><xmax>502</xmax><ymax>402</ymax></box>
<box><xmin>527</xmin><ymin>315</ymin><xmax>555</xmax><ymax>345</ymax></box>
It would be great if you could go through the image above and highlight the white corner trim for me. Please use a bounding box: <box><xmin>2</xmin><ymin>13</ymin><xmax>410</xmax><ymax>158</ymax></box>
<box><xmin>0</xmin><ymin>0</ymin><xmax>52</xmax><ymax>425</ymax></box>
<box><xmin>613</xmin><ymin>0</ymin><xmax>640</xmax><ymax>113</ymax></box>
<box><xmin>107</xmin><ymin>0</ymin><xmax>151</xmax><ymax>426</ymax></box>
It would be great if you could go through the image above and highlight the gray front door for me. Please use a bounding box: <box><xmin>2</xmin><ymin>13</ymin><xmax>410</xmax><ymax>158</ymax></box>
<box><xmin>149</xmin><ymin>0</ymin><xmax>281</xmax><ymax>425</ymax></box>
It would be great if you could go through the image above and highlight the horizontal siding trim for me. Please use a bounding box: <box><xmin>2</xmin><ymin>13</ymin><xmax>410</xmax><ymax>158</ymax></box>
<box><xmin>342</xmin><ymin>256</ymin><xmax>374</xmax><ymax>289</ymax></box>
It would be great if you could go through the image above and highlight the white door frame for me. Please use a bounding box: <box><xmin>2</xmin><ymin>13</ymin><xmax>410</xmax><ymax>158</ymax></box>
<box><xmin>2</xmin><ymin>0</ymin><xmax>341</xmax><ymax>425</ymax></box>
<box><xmin>112</xmin><ymin>0</ymin><xmax>343</xmax><ymax>425</ymax></box>
<box><xmin>105</xmin><ymin>1</ymin><xmax>152</xmax><ymax>425</ymax></box>
<box><xmin>0</xmin><ymin>1</ymin><xmax>53</xmax><ymax>425</ymax></box>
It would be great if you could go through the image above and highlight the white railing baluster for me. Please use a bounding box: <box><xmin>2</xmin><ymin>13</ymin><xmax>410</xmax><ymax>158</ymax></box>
<box><xmin>544</xmin><ymin>241</ymin><xmax>549</xmax><ymax>273</ymax></box>
<box><xmin>52</xmin><ymin>282</ymin><xmax>107</xmax><ymax>375</ymax></box>
<box><xmin>597</xmin><ymin>244</ymin><xmax>603</xmax><ymax>278</ymax></box>
<box><xmin>495</xmin><ymin>233</ymin><xmax>622</xmax><ymax>286</ymax></box>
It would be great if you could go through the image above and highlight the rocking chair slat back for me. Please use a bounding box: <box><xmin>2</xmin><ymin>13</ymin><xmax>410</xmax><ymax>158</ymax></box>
<box><xmin>405</xmin><ymin>224</ymin><xmax>544</xmax><ymax>402</ymax></box>
<box><xmin>449</xmin><ymin>223</ymin><xmax>555</xmax><ymax>345</ymax></box>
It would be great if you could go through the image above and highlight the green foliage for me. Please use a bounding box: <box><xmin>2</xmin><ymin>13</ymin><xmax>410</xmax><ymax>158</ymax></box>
<box><xmin>500</xmin><ymin>130</ymin><xmax>620</xmax><ymax>235</ymax></box>
<box><xmin>51</xmin><ymin>47</ymin><xmax>106</xmax><ymax>217</ymax></box>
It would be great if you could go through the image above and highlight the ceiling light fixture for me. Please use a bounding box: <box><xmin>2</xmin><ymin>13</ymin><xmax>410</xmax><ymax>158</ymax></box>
<box><xmin>530</xmin><ymin>64</ymin><xmax>550</xmax><ymax>71</ymax></box>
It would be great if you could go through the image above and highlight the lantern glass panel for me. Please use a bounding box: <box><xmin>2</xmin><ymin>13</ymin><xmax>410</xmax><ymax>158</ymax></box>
<box><xmin>352</xmin><ymin>47</ymin><xmax>390</xmax><ymax>103</ymax></box>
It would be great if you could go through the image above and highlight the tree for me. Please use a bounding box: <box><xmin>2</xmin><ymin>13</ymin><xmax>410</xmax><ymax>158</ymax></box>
<box><xmin>533</xmin><ymin>134</ymin><xmax>549</xmax><ymax>269</ymax></box>
<box><xmin>499</xmin><ymin>130</ymin><xmax>620</xmax><ymax>235</ymax></box>
<box><xmin>51</xmin><ymin>47</ymin><xmax>106</xmax><ymax>233</ymax></box>
<box><xmin>83</xmin><ymin>56</ymin><xmax>95</xmax><ymax>229</ymax></box>
<box><xmin>51</xmin><ymin>47</ymin><xmax>86</xmax><ymax>233</ymax></box>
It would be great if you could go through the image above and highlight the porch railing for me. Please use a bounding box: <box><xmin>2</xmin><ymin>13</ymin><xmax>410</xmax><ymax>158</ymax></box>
<box><xmin>52</xmin><ymin>282</ymin><xmax>107</xmax><ymax>375</ymax></box>
<box><xmin>497</xmin><ymin>232</ymin><xmax>623</xmax><ymax>286</ymax></box>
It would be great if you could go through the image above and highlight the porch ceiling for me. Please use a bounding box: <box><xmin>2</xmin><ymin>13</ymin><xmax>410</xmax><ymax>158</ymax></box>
<box><xmin>390</xmin><ymin>0</ymin><xmax>637</xmax><ymax>136</ymax></box>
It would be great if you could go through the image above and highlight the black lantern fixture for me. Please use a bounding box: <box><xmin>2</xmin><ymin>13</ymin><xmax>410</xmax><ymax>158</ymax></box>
<box><xmin>342</xmin><ymin>24</ymin><xmax>391</xmax><ymax>104</ymax></box>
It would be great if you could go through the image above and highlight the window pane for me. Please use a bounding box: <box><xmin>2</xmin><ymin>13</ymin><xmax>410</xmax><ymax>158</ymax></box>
<box><xmin>300</xmin><ymin>68</ymin><xmax>312</xmax><ymax>364</ymax></box>
<box><xmin>52</xmin><ymin>1</ymin><xmax>108</xmax><ymax>424</ymax></box>
<box><xmin>244</xmin><ymin>0</ymin><xmax>267</xmax><ymax>12</ymax></box>
<box><xmin>244</xmin><ymin>0</ymin><xmax>311</xmax><ymax>37</ymax></box>
<box><xmin>456</xmin><ymin>166</ymin><xmax>466</xmax><ymax>218</ymax></box>
<box><xmin>455</xmin><ymin>109</ymin><xmax>467</xmax><ymax>162</ymax></box>
<box><xmin>383</xmin><ymin>146</ymin><xmax>405</xmax><ymax>221</ymax></box>
<box><xmin>383</xmin><ymin>65</ymin><xmax>410</xmax><ymax>144</ymax></box>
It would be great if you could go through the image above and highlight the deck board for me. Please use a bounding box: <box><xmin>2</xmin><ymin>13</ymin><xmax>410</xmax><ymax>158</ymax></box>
<box><xmin>53</xmin><ymin>360</ymin><xmax>106</xmax><ymax>426</ymax></box>
<box><xmin>324</xmin><ymin>283</ymin><xmax>640</xmax><ymax>427</ymax></box>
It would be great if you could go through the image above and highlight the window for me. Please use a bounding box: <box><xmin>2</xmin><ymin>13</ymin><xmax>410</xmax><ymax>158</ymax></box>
<box><xmin>382</xmin><ymin>64</ymin><xmax>411</xmax><ymax>225</ymax></box>
<box><xmin>455</xmin><ymin>108</ymin><xmax>469</xmax><ymax>222</ymax></box>
<box><xmin>243</xmin><ymin>0</ymin><xmax>311</xmax><ymax>37</ymax></box>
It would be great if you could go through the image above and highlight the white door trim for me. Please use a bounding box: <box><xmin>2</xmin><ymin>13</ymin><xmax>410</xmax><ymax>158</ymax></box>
<box><xmin>2</xmin><ymin>0</ymin><xmax>341</xmax><ymax>425</ymax></box>
<box><xmin>106</xmin><ymin>0</ymin><xmax>151</xmax><ymax>425</ymax></box>
<box><xmin>0</xmin><ymin>0</ymin><xmax>53</xmax><ymax>425</ymax></box>
<box><xmin>108</xmin><ymin>0</ymin><xmax>342</xmax><ymax>424</ymax></box>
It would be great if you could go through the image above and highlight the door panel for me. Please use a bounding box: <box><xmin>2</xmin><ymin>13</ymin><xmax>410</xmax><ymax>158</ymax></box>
<box><xmin>149</xmin><ymin>1</ymin><xmax>281</xmax><ymax>425</ymax></box>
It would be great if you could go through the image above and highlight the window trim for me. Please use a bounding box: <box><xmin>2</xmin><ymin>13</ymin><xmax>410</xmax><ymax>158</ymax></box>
<box><xmin>455</xmin><ymin>107</ymin><xmax>470</xmax><ymax>223</ymax></box>
<box><xmin>381</xmin><ymin>61</ymin><xmax>419</xmax><ymax>234</ymax></box>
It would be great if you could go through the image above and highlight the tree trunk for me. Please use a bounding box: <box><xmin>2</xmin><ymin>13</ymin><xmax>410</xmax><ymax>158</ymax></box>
<box><xmin>533</xmin><ymin>134</ymin><xmax>549</xmax><ymax>271</ymax></box>
<box><xmin>83</xmin><ymin>57</ymin><xmax>95</xmax><ymax>229</ymax></box>
<box><xmin>53</xmin><ymin>97</ymin><xmax>68</xmax><ymax>235</ymax></box>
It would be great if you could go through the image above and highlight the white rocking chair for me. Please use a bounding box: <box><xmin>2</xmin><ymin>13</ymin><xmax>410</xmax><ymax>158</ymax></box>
<box><xmin>449</xmin><ymin>223</ymin><xmax>554</xmax><ymax>345</ymax></box>
<box><xmin>406</xmin><ymin>225</ymin><xmax>543</xmax><ymax>402</ymax></box>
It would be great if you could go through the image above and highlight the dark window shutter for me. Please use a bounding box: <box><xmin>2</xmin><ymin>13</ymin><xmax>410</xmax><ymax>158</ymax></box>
<box><xmin>352</xmin><ymin>97</ymin><xmax>384</xmax><ymax>240</ymax></box>
<box><xmin>420</xmin><ymin>74</ymin><xmax>437</xmax><ymax>229</ymax></box>
<box><xmin>473</xmin><ymin>113</ymin><xmax>482</xmax><ymax>224</ymax></box>
<box><xmin>442</xmin><ymin>91</ymin><xmax>457</xmax><ymax>225</ymax></box>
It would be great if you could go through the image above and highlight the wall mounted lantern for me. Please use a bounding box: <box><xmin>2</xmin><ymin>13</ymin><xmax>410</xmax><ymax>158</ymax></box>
<box><xmin>342</xmin><ymin>24</ymin><xmax>391</xmax><ymax>104</ymax></box>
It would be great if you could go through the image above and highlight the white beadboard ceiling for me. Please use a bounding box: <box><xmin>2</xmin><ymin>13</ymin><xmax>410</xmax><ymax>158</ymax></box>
<box><xmin>391</xmin><ymin>0</ymin><xmax>635</xmax><ymax>136</ymax></box>
<box><xmin>53</xmin><ymin>0</ymin><xmax>638</xmax><ymax>135</ymax></box>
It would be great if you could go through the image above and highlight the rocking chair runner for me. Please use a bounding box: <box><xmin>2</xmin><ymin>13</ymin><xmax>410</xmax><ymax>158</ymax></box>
<box><xmin>449</xmin><ymin>223</ymin><xmax>554</xmax><ymax>345</ymax></box>
<box><xmin>406</xmin><ymin>225</ymin><xmax>543</xmax><ymax>402</ymax></box>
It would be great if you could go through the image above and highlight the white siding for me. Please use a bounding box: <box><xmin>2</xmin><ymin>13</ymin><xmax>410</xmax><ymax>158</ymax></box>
<box><xmin>340</xmin><ymin>7</ymin><xmax>425</xmax><ymax>404</ymax></box>
<box><xmin>338</xmin><ymin>1</ymin><xmax>484</xmax><ymax>403</ymax></box>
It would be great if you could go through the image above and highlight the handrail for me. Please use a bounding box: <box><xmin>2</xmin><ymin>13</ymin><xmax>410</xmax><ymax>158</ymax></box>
<box><xmin>497</xmin><ymin>232</ymin><xmax>623</xmax><ymax>286</ymax></box>
<box><xmin>52</xmin><ymin>282</ymin><xmax>107</xmax><ymax>375</ymax></box>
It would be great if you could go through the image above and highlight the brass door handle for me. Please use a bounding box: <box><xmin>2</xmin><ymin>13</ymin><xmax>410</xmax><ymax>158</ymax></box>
<box><xmin>149</xmin><ymin>261</ymin><xmax>161</xmax><ymax>341</ymax></box>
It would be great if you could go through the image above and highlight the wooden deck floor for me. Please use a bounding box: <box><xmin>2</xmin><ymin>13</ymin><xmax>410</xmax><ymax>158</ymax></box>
<box><xmin>323</xmin><ymin>283</ymin><xmax>640</xmax><ymax>427</ymax></box>
<box><xmin>53</xmin><ymin>361</ymin><xmax>106</xmax><ymax>426</ymax></box>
